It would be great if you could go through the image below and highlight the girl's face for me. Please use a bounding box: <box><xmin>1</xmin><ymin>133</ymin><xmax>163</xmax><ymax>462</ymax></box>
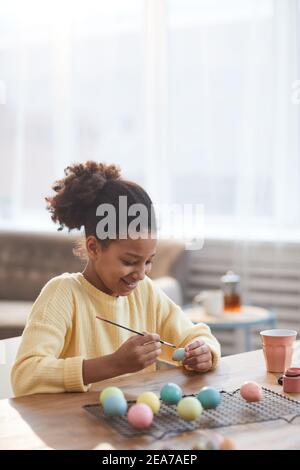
<box><xmin>86</xmin><ymin>236</ymin><xmax>157</xmax><ymax>296</ymax></box>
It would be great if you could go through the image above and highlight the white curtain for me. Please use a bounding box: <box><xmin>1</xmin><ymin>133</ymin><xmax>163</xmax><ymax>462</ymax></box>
<box><xmin>0</xmin><ymin>0</ymin><xmax>299</xmax><ymax>237</ymax></box>
<box><xmin>165</xmin><ymin>0</ymin><xmax>300</xmax><ymax>235</ymax></box>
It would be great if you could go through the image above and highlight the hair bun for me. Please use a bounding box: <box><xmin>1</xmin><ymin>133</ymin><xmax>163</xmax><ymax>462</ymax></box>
<box><xmin>56</xmin><ymin>161</ymin><xmax>121</xmax><ymax>199</ymax></box>
<box><xmin>46</xmin><ymin>161</ymin><xmax>122</xmax><ymax>231</ymax></box>
<box><xmin>64</xmin><ymin>161</ymin><xmax>121</xmax><ymax>187</ymax></box>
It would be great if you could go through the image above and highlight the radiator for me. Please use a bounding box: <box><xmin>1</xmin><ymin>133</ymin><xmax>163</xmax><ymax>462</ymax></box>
<box><xmin>184</xmin><ymin>239</ymin><xmax>300</xmax><ymax>355</ymax></box>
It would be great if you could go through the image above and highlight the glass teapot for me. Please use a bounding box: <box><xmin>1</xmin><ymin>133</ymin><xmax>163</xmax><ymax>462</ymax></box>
<box><xmin>221</xmin><ymin>270</ymin><xmax>241</xmax><ymax>313</ymax></box>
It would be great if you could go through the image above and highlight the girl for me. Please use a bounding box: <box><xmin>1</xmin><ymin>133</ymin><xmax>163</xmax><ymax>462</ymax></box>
<box><xmin>11</xmin><ymin>161</ymin><xmax>220</xmax><ymax>396</ymax></box>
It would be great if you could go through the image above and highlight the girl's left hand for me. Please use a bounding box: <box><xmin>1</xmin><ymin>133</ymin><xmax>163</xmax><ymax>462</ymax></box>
<box><xmin>182</xmin><ymin>340</ymin><xmax>212</xmax><ymax>372</ymax></box>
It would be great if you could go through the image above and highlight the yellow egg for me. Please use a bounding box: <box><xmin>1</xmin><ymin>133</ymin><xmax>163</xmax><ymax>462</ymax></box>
<box><xmin>177</xmin><ymin>397</ymin><xmax>203</xmax><ymax>421</ymax></box>
<box><xmin>137</xmin><ymin>391</ymin><xmax>161</xmax><ymax>414</ymax></box>
<box><xmin>99</xmin><ymin>386</ymin><xmax>124</xmax><ymax>406</ymax></box>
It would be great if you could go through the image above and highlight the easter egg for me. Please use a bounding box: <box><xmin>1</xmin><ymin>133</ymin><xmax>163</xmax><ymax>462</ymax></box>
<box><xmin>172</xmin><ymin>348</ymin><xmax>186</xmax><ymax>362</ymax></box>
<box><xmin>197</xmin><ymin>386</ymin><xmax>221</xmax><ymax>409</ymax></box>
<box><xmin>102</xmin><ymin>395</ymin><xmax>128</xmax><ymax>417</ymax></box>
<box><xmin>220</xmin><ymin>437</ymin><xmax>236</xmax><ymax>450</ymax></box>
<box><xmin>240</xmin><ymin>381</ymin><xmax>263</xmax><ymax>402</ymax></box>
<box><xmin>177</xmin><ymin>397</ymin><xmax>203</xmax><ymax>421</ymax></box>
<box><xmin>99</xmin><ymin>386</ymin><xmax>124</xmax><ymax>406</ymax></box>
<box><xmin>211</xmin><ymin>432</ymin><xmax>225</xmax><ymax>447</ymax></box>
<box><xmin>192</xmin><ymin>436</ymin><xmax>220</xmax><ymax>450</ymax></box>
<box><xmin>137</xmin><ymin>392</ymin><xmax>160</xmax><ymax>414</ymax></box>
<box><xmin>160</xmin><ymin>383</ymin><xmax>183</xmax><ymax>405</ymax></box>
<box><xmin>192</xmin><ymin>439</ymin><xmax>208</xmax><ymax>450</ymax></box>
<box><xmin>127</xmin><ymin>403</ymin><xmax>153</xmax><ymax>429</ymax></box>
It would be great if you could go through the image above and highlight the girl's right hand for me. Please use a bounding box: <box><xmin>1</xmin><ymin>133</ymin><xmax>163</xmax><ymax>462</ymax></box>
<box><xmin>113</xmin><ymin>332</ymin><xmax>162</xmax><ymax>374</ymax></box>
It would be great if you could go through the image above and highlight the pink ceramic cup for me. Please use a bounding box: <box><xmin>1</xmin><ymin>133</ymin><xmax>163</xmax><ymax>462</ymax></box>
<box><xmin>260</xmin><ymin>329</ymin><xmax>297</xmax><ymax>373</ymax></box>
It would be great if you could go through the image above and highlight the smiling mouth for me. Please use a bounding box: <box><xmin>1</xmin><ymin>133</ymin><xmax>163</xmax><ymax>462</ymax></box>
<box><xmin>121</xmin><ymin>278</ymin><xmax>138</xmax><ymax>289</ymax></box>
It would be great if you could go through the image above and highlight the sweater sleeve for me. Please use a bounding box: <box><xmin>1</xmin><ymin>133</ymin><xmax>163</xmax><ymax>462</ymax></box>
<box><xmin>148</xmin><ymin>278</ymin><xmax>221</xmax><ymax>368</ymax></box>
<box><xmin>11</xmin><ymin>277</ymin><xmax>89</xmax><ymax>396</ymax></box>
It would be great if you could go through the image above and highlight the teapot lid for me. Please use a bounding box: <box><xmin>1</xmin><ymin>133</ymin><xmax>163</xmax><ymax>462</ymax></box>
<box><xmin>221</xmin><ymin>270</ymin><xmax>240</xmax><ymax>284</ymax></box>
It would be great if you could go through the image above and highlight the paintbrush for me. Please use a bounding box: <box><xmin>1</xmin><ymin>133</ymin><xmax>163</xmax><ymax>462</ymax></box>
<box><xmin>96</xmin><ymin>315</ymin><xmax>176</xmax><ymax>348</ymax></box>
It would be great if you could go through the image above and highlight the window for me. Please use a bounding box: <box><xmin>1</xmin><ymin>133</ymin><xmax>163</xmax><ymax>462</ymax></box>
<box><xmin>0</xmin><ymin>0</ymin><xmax>145</xmax><ymax>230</ymax></box>
<box><xmin>0</xmin><ymin>0</ymin><xmax>300</xmax><ymax>238</ymax></box>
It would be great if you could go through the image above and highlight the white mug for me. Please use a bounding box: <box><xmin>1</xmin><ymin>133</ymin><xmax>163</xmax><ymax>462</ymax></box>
<box><xmin>194</xmin><ymin>290</ymin><xmax>224</xmax><ymax>317</ymax></box>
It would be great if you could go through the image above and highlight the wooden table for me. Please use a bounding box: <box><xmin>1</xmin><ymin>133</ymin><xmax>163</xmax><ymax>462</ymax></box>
<box><xmin>1</xmin><ymin>347</ymin><xmax>300</xmax><ymax>450</ymax></box>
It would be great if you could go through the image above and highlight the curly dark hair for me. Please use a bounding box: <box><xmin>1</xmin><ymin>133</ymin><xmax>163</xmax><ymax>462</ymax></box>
<box><xmin>46</xmin><ymin>161</ymin><xmax>156</xmax><ymax>243</ymax></box>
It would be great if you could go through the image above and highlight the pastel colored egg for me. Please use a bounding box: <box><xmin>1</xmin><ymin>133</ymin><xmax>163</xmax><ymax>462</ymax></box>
<box><xmin>220</xmin><ymin>437</ymin><xmax>236</xmax><ymax>450</ymax></box>
<box><xmin>102</xmin><ymin>395</ymin><xmax>128</xmax><ymax>417</ymax></box>
<box><xmin>197</xmin><ymin>386</ymin><xmax>221</xmax><ymax>409</ymax></box>
<box><xmin>127</xmin><ymin>403</ymin><xmax>153</xmax><ymax>429</ymax></box>
<box><xmin>172</xmin><ymin>348</ymin><xmax>186</xmax><ymax>362</ymax></box>
<box><xmin>177</xmin><ymin>397</ymin><xmax>203</xmax><ymax>421</ymax></box>
<box><xmin>193</xmin><ymin>436</ymin><xmax>220</xmax><ymax>451</ymax></box>
<box><xmin>160</xmin><ymin>383</ymin><xmax>183</xmax><ymax>405</ymax></box>
<box><xmin>99</xmin><ymin>386</ymin><xmax>124</xmax><ymax>406</ymax></box>
<box><xmin>240</xmin><ymin>381</ymin><xmax>263</xmax><ymax>402</ymax></box>
<box><xmin>192</xmin><ymin>439</ymin><xmax>208</xmax><ymax>451</ymax></box>
<box><xmin>137</xmin><ymin>392</ymin><xmax>160</xmax><ymax>414</ymax></box>
<box><xmin>211</xmin><ymin>432</ymin><xmax>225</xmax><ymax>447</ymax></box>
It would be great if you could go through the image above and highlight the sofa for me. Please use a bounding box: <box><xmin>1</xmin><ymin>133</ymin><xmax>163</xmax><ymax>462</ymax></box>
<box><xmin>0</xmin><ymin>231</ymin><xmax>186</xmax><ymax>339</ymax></box>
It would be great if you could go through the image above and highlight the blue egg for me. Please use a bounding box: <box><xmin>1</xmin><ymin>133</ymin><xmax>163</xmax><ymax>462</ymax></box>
<box><xmin>196</xmin><ymin>387</ymin><xmax>221</xmax><ymax>409</ymax></box>
<box><xmin>103</xmin><ymin>395</ymin><xmax>128</xmax><ymax>416</ymax></box>
<box><xmin>172</xmin><ymin>348</ymin><xmax>186</xmax><ymax>362</ymax></box>
<box><xmin>160</xmin><ymin>383</ymin><xmax>183</xmax><ymax>404</ymax></box>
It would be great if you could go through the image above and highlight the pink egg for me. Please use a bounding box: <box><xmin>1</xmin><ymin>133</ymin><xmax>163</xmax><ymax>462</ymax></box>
<box><xmin>210</xmin><ymin>432</ymin><xmax>225</xmax><ymax>447</ymax></box>
<box><xmin>127</xmin><ymin>403</ymin><xmax>154</xmax><ymax>429</ymax></box>
<box><xmin>240</xmin><ymin>381</ymin><xmax>263</xmax><ymax>402</ymax></box>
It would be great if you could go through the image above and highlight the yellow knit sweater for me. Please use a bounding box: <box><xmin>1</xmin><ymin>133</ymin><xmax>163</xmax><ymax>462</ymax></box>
<box><xmin>11</xmin><ymin>273</ymin><xmax>221</xmax><ymax>396</ymax></box>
